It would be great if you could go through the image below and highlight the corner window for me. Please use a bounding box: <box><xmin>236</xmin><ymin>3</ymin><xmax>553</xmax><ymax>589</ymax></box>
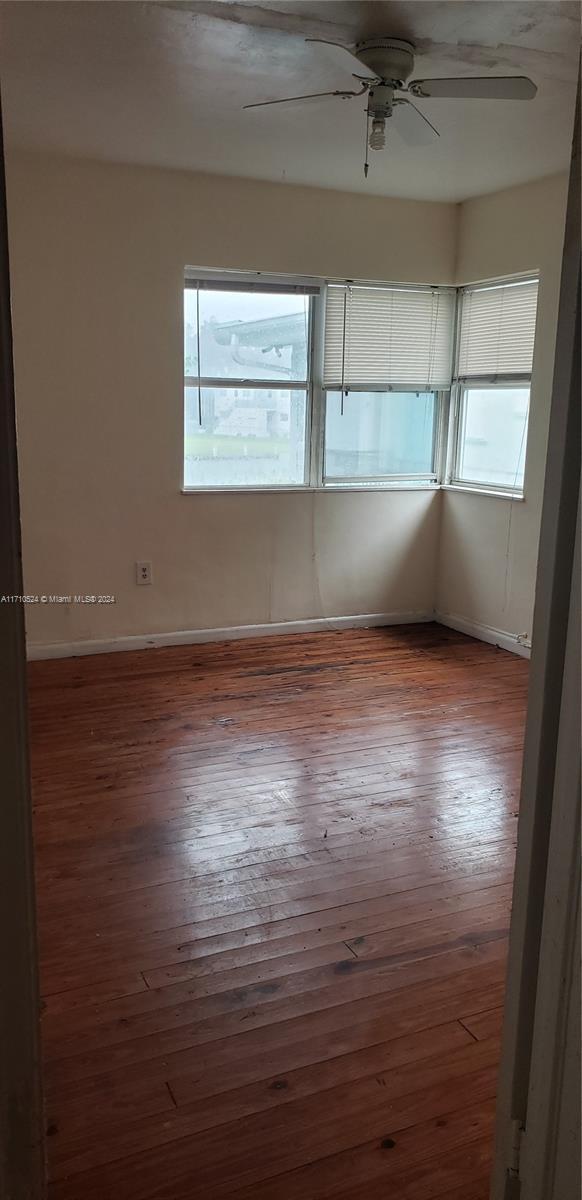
<box><xmin>450</xmin><ymin>277</ymin><xmax>539</xmax><ymax>496</ymax></box>
<box><xmin>183</xmin><ymin>278</ymin><xmax>316</xmax><ymax>488</ymax></box>
<box><xmin>322</xmin><ymin>283</ymin><xmax>455</xmax><ymax>487</ymax></box>
<box><xmin>182</xmin><ymin>270</ymin><xmax>539</xmax><ymax>495</ymax></box>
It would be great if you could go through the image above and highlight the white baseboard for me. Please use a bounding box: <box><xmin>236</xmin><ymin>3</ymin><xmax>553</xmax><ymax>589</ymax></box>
<box><xmin>435</xmin><ymin>611</ymin><xmax>531</xmax><ymax>659</ymax></box>
<box><xmin>26</xmin><ymin>610</ymin><xmax>433</xmax><ymax>661</ymax></box>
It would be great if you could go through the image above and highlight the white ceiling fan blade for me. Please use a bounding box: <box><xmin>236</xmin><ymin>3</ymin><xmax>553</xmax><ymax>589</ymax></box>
<box><xmin>408</xmin><ymin>76</ymin><xmax>537</xmax><ymax>100</ymax></box>
<box><xmin>305</xmin><ymin>38</ymin><xmax>377</xmax><ymax>81</ymax></box>
<box><xmin>243</xmin><ymin>87</ymin><xmax>363</xmax><ymax>111</ymax></box>
<box><xmin>393</xmin><ymin>99</ymin><xmax>440</xmax><ymax>146</ymax></box>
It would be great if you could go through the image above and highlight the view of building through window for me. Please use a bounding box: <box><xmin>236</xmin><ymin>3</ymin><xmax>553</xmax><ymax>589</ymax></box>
<box><xmin>184</xmin><ymin>287</ymin><xmax>310</xmax><ymax>487</ymax></box>
<box><xmin>184</xmin><ymin>387</ymin><xmax>307</xmax><ymax>487</ymax></box>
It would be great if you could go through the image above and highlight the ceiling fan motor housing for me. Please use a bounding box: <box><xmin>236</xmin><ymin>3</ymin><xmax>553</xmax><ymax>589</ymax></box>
<box><xmin>354</xmin><ymin>38</ymin><xmax>415</xmax><ymax>85</ymax></box>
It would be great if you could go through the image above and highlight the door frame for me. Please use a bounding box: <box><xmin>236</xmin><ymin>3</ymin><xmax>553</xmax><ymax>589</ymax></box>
<box><xmin>491</xmin><ymin>71</ymin><xmax>580</xmax><ymax>1200</ymax></box>
<box><xmin>0</xmin><ymin>93</ymin><xmax>45</xmax><ymax>1200</ymax></box>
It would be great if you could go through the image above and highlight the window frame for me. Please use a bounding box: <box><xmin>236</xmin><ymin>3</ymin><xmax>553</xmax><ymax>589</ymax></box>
<box><xmin>448</xmin><ymin>377</ymin><xmax>532</xmax><ymax>497</ymax></box>
<box><xmin>319</xmin><ymin>386</ymin><xmax>444</xmax><ymax>489</ymax></box>
<box><xmin>446</xmin><ymin>273</ymin><xmax>539</xmax><ymax>500</ymax></box>
<box><xmin>181</xmin><ymin>269</ymin><xmax>538</xmax><ymax>497</ymax></box>
<box><xmin>182</xmin><ymin>270</ymin><xmax>319</xmax><ymax>493</ymax></box>
<box><xmin>317</xmin><ymin>280</ymin><xmax>454</xmax><ymax>490</ymax></box>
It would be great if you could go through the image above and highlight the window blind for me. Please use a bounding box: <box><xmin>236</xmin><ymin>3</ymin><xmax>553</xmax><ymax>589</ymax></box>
<box><xmin>185</xmin><ymin>278</ymin><xmax>320</xmax><ymax>295</ymax></box>
<box><xmin>323</xmin><ymin>284</ymin><xmax>455</xmax><ymax>391</ymax></box>
<box><xmin>457</xmin><ymin>277</ymin><xmax>539</xmax><ymax>378</ymax></box>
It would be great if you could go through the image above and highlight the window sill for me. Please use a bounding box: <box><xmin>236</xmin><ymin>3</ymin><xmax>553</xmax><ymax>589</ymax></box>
<box><xmin>181</xmin><ymin>484</ymin><xmax>441</xmax><ymax>496</ymax></box>
<box><xmin>442</xmin><ymin>483</ymin><xmax>525</xmax><ymax>502</ymax></box>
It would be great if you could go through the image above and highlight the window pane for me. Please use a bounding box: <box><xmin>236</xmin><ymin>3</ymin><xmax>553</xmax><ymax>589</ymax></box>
<box><xmin>184</xmin><ymin>387</ymin><xmax>307</xmax><ymax>487</ymax></box>
<box><xmin>457</xmin><ymin>387</ymin><xmax>530</xmax><ymax>491</ymax></box>
<box><xmin>184</xmin><ymin>289</ymin><xmax>310</xmax><ymax>381</ymax></box>
<box><xmin>324</xmin><ymin>392</ymin><xmax>436</xmax><ymax>480</ymax></box>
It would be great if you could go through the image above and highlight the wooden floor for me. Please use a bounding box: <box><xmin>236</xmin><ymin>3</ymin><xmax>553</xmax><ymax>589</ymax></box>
<box><xmin>29</xmin><ymin>624</ymin><xmax>529</xmax><ymax>1200</ymax></box>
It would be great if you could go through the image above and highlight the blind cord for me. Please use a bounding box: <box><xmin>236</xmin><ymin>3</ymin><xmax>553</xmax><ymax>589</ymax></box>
<box><xmin>495</xmin><ymin>286</ymin><xmax>506</xmax><ymax>376</ymax></box>
<box><xmin>502</xmin><ymin>394</ymin><xmax>530</xmax><ymax>614</ymax></box>
<box><xmin>340</xmin><ymin>289</ymin><xmax>348</xmax><ymax>416</ymax></box>
<box><xmin>426</xmin><ymin>290</ymin><xmax>440</xmax><ymax>391</ymax></box>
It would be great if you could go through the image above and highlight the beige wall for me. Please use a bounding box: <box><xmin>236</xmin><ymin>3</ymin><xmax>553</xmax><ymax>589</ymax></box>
<box><xmin>436</xmin><ymin>173</ymin><xmax>569</xmax><ymax>642</ymax></box>
<box><xmin>6</xmin><ymin>154</ymin><xmax>453</xmax><ymax>650</ymax></box>
<box><xmin>5</xmin><ymin>155</ymin><xmax>566</xmax><ymax>653</ymax></box>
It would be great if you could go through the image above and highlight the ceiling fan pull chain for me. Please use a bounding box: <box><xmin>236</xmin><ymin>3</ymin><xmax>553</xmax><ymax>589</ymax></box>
<box><xmin>340</xmin><ymin>290</ymin><xmax>348</xmax><ymax>415</ymax></box>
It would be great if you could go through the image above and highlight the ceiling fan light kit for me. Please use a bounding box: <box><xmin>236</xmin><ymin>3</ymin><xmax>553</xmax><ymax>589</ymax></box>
<box><xmin>243</xmin><ymin>36</ymin><xmax>538</xmax><ymax>178</ymax></box>
<box><xmin>369</xmin><ymin>117</ymin><xmax>387</xmax><ymax>152</ymax></box>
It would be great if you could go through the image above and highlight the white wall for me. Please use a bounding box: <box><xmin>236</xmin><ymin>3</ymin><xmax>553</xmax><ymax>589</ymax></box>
<box><xmin>6</xmin><ymin>154</ymin><xmax>454</xmax><ymax>651</ymax></box>
<box><xmin>436</xmin><ymin>174</ymin><xmax>569</xmax><ymax>644</ymax></box>
<box><xmin>5</xmin><ymin>156</ymin><xmax>567</xmax><ymax>655</ymax></box>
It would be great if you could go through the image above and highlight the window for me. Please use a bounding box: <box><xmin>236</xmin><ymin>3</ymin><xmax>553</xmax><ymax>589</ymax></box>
<box><xmin>182</xmin><ymin>270</ymin><xmax>539</xmax><ymax>494</ymax></box>
<box><xmin>324</xmin><ymin>391</ymin><xmax>436</xmax><ymax>481</ymax></box>
<box><xmin>184</xmin><ymin>277</ymin><xmax>317</xmax><ymax>488</ymax></box>
<box><xmin>322</xmin><ymin>283</ymin><xmax>455</xmax><ymax>485</ymax></box>
<box><xmin>450</xmin><ymin>277</ymin><xmax>539</xmax><ymax>495</ymax></box>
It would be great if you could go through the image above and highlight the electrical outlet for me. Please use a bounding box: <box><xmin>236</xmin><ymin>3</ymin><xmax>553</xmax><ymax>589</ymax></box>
<box><xmin>136</xmin><ymin>560</ymin><xmax>153</xmax><ymax>586</ymax></box>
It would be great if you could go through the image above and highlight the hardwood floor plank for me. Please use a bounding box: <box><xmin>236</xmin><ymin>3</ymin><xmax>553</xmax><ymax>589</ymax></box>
<box><xmin>38</xmin><ymin>860</ymin><xmax>514</xmax><ymax>995</ymax></box>
<box><xmin>459</xmin><ymin>1006</ymin><xmax>505</xmax><ymax>1042</ymax></box>
<box><xmin>44</xmin><ymin>961</ymin><xmax>507</xmax><ymax>1112</ymax></box>
<box><xmin>42</xmin><ymin>973</ymin><xmax>148</xmax><ymax>1016</ymax></box>
<box><xmin>332</xmin><ymin>1142</ymin><xmax>493</xmax><ymax>1200</ymax></box>
<box><xmin>37</xmin><ymin>840</ymin><xmax>515</xmax><ymax>953</ymax></box>
<box><xmin>140</xmin><ymin>881</ymin><xmax>512</xmax><ymax>990</ymax></box>
<box><xmin>225</xmin><ymin>1105</ymin><xmax>494</xmax><ymax>1200</ymax></box>
<box><xmin>37</xmin><ymin>803</ymin><xmax>518</xmax><ymax>889</ymax></box>
<box><xmin>29</xmin><ymin>625</ymin><xmax>527</xmax><ymax>1198</ymax></box>
<box><xmin>47</xmin><ymin>1041</ymin><xmax>500</xmax><ymax>1198</ymax></box>
<box><xmin>42</xmin><ymin>903</ymin><xmax>509</xmax><ymax>1055</ymax></box>
<box><xmin>49</xmin><ymin>1020</ymin><xmax>473</xmax><ymax>1177</ymax></box>
<box><xmin>44</xmin><ymin>940</ymin><xmax>508</xmax><ymax>1085</ymax></box>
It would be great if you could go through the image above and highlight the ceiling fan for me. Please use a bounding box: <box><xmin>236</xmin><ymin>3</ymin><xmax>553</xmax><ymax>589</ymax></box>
<box><xmin>244</xmin><ymin>38</ymin><xmax>537</xmax><ymax>176</ymax></box>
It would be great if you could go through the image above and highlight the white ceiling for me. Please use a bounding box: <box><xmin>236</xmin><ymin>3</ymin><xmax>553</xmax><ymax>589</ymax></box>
<box><xmin>0</xmin><ymin>0</ymin><xmax>578</xmax><ymax>201</ymax></box>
